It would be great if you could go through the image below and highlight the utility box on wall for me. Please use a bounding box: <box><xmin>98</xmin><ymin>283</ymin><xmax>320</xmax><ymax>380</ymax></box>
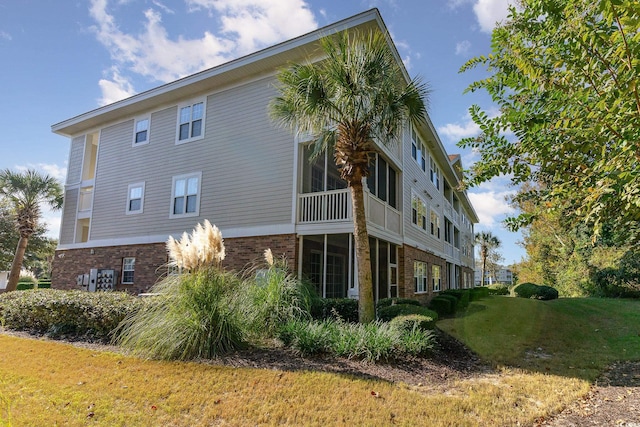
<box><xmin>88</xmin><ymin>269</ymin><xmax>116</xmax><ymax>292</ymax></box>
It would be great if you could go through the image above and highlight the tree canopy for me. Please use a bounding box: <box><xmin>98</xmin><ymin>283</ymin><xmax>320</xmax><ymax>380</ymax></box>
<box><xmin>459</xmin><ymin>0</ymin><xmax>640</xmax><ymax>241</ymax></box>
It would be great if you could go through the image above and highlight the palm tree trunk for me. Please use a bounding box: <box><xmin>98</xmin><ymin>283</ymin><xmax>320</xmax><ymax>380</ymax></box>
<box><xmin>481</xmin><ymin>247</ymin><xmax>487</xmax><ymax>287</ymax></box>
<box><xmin>350</xmin><ymin>179</ymin><xmax>375</xmax><ymax>323</ymax></box>
<box><xmin>6</xmin><ymin>236</ymin><xmax>29</xmax><ymax>292</ymax></box>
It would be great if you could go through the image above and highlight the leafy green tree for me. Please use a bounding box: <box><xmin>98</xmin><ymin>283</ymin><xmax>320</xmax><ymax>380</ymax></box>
<box><xmin>475</xmin><ymin>231</ymin><xmax>501</xmax><ymax>286</ymax></box>
<box><xmin>270</xmin><ymin>30</ymin><xmax>428</xmax><ymax>322</ymax></box>
<box><xmin>0</xmin><ymin>169</ymin><xmax>63</xmax><ymax>292</ymax></box>
<box><xmin>0</xmin><ymin>198</ymin><xmax>57</xmax><ymax>276</ymax></box>
<box><xmin>459</xmin><ymin>0</ymin><xmax>640</xmax><ymax>241</ymax></box>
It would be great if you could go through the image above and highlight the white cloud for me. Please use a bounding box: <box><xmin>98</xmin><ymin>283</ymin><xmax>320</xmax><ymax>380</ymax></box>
<box><xmin>15</xmin><ymin>163</ymin><xmax>67</xmax><ymax>182</ymax></box>
<box><xmin>89</xmin><ymin>0</ymin><xmax>318</xmax><ymax>104</ymax></box>
<box><xmin>438</xmin><ymin>116</ymin><xmax>480</xmax><ymax>141</ymax></box>
<box><xmin>468</xmin><ymin>187</ymin><xmax>516</xmax><ymax>228</ymax></box>
<box><xmin>0</xmin><ymin>31</ymin><xmax>11</xmax><ymax>41</ymax></box>
<box><xmin>98</xmin><ymin>67</ymin><xmax>136</xmax><ymax>106</ymax></box>
<box><xmin>455</xmin><ymin>40</ymin><xmax>471</xmax><ymax>55</ymax></box>
<box><xmin>473</xmin><ymin>0</ymin><xmax>513</xmax><ymax>33</ymax></box>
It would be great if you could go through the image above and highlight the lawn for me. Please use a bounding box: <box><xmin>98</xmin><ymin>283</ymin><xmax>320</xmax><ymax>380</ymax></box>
<box><xmin>438</xmin><ymin>296</ymin><xmax>640</xmax><ymax>380</ymax></box>
<box><xmin>3</xmin><ymin>295</ymin><xmax>637</xmax><ymax>426</ymax></box>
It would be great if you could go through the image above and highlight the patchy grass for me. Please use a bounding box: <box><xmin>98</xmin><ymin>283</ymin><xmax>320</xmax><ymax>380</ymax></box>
<box><xmin>438</xmin><ymin>297</ymin><xmax>640</xmax><ymax>381</ymax></box>
<box><xmin>0</xmin><ymin>334</ymin><xmax>587</xmax><ymax>426</ymax></box>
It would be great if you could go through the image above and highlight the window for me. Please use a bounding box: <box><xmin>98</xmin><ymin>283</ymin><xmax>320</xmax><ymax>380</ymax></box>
<box><xmin>414</xmin><ymin>261</ymin><xmax>428</xmax><ymax>293</ymax></box>
<box><xmin>430</xmin><ymin>158</ymin><xmax>440</xmax><ymax>189</ymax></box>
<box><xmin>177</xmin><ymin>100</ymin><xmax>205</xmax><ymax>143</ymax></box>
<box><xmin>126</xmin><ymin>182</ymin><xmax>145</xmax><ymax>214</ymax></box>
<box><xmin>432</xmin><ymin>264</ymin><xmax>441</xmax><ymax>292</ymax></box>
<box><xmin>411</xmin><ymin>127</ymin><xmax>426</xmax><ymax>172</ymax></box>
<box><xmin>430</xmin><ymin>210</ymin><xmax>441</xmax><ymax>238</ymax></box>
<box><xmin>366</xmin><ymin>153</ymin><xmax>398</xmax><ymax>209</ymax></box>
<box><xmin>171</xmin><ymin>173</ymin><xmax>201</xmax><ymax>217</ymax></box>
<box><xmin>122</xmin><ymin>257</ymin><xmax>135</xmax><ymax>284</ymax></box>
<box><xmin>444</xmin><ymin>218</ymin><xmax>453</xmax><ymax>244</ymax></box>
<box><xmin>133</xmin><ymin>117</ymin><xmax>149</xmax><ymax>145</ymax></box>
<box><xmin>411</xmin><ymin>193</ymin><xmax>427</xmax><ymax>230</ymax></box>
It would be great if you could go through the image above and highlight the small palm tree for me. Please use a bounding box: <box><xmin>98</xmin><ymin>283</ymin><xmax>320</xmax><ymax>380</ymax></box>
<box><xmin>475</xmin><ymin>231</ymin><xmax>501</xmax><ymax>286</ymax></box>
<box><xmin>0</xmin><ymin>169</ymin><xmax>63</xmax><ymax>292</ymax></box>
<box><xmin>270</xmin><ymin>30</ymin><xmax>428</xmax><ymax>322</ymax></box>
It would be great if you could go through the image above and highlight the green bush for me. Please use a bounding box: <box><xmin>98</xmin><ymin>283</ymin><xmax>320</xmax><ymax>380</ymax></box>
<box><xmin>16</xmin><ymin>282</ymin><xmax>35</xmax><ymax>291</ymax></box>
<box><xmin>442</xmin><ymin>289</ymin><xmax>470</xmax><ymax>309</ymax></box>
<box><xmin>243</xmin><ymin>266</ymin><xmax>313</xmax><ymax>338</ymax></box>
<box><xmin>0</xmin><ymin>289</ymin><xmax>144</xmax><ymax>341</ymax></box>
<box><xmin>470</xmin><ymin>286</ymin><xmax>490</xmax><ymax>300</ymax></box>
<box><xmin>436</xmin><ymin>294</ymin><xmax>458</xmax><ymax>311</ymax></box>
<box><xmin>37</xmin><ymin>279</ymin><xmax>52</xmax><ymax>289</ymax></box>
<box><xmin>512</xmin><ymin>282</ymin><xmax>559</xmax><ymax>300</ymax></box>
<box><xmin>389</xmin><ymin>314</ymin><xmax>437</xmax><ymax>331</ymax></box>
<box><xmin>428</xmin><ymin>297</ymin><xmax>453</xmax><ymax>316</ymax></box>
<box><xmin>277</xmin><ymin>318</ymin><xmax>436</xmax><ymax>361</ymax></box>
<box><xmin>376</xmin><ymin>298</ymin><xmax>421</xmax><ymax>310</ymax></box>
<box><xmin>487</xmin><ymin>283</ymin><xmax>509</xmax><ymax>295</ymax></box>
<box><xmin>377</xmin><ymin>303</ymin><xmax>439</xmax><ymax>323</ymax></box>
<box><xmin>312</xmin><ymin>298</ymin><xmax>358</xmax><ymax>323</ymax></box>
<box><xmin>114</xmin><ymin>267</ymin><xmax>246</xmax><ymax>360</ymax></box>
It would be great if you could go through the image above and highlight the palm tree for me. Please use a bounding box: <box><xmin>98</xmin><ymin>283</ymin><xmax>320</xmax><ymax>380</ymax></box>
<box><xmin>0</xmin><ymin>169</ymin><xmax>63</xmax><ymax>292</ymax></box>
<box><xmin>475</xmin><ymin>231</ymin><xmax>501</xmax><ymax>287</ymax></box>
<box><xmin>270</xmin><ymin>30</ymin><xmax>428</xmax><ymax>322</ymax></box>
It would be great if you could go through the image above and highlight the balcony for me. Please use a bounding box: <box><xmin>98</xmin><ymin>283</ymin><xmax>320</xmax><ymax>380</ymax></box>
<box><xmin>77</xmin><ymin>187</ymin><xmax>93</xmax><ymax>219</ymax></box>
<box><xmin>298</xmin><ymin>189</ymin><xmax>401</xmax><ymax>235</ymax></box>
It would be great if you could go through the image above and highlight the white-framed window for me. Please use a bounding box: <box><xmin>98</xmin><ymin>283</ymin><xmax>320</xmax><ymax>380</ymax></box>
<box><xmin>133</xmin><ymin>117</ymin><xmax>150</xmax><ymax>145</ymax></box>
<box><xmin>430</xmin><ymin>209</ymin><xmax>441</xmax><ymax>239</ymax></box>
<box><xmin>177</xmin><ymin>99</ymin><xmax>205</xmax><ymax>143</ymax></box>
<box><xmin>171</xmin><ymin>172</ymin><xmax>201</xmax><ymax>217</ymax></box>
<box><xmin>411</xmin><ymin>192</ymin><xmax>427</xmax><ymax>231</ymax></box>
<box><xmin>122</xmin><ymin>257</ymin><xmax>135</xmax><ymax>284</ymax></box>
<box><xmin>126</xmin><ymin>182</ymin><xmax>145</xmax><ymax>214</ymax></box>
<box><xmin>411</xmin><ymin>127</ymin><xmax>426</xmax><ymax>172</ymax></box>
<box><xmin>432</xmin><ymin>264</ymin><xmax>441</xmax><ymax>292</ymax></box>
<box><xmin>430</xmin><ymin>157</ymin><xmax>440</xmax><ymax>190</ymax></box>
<box><xmin>414</xmin><ymin>261</ymin><xmax>428</xmax><ymax>293</ymax></box>
<box><xmin>366</xmin><ymin>153</ymin><xmax>398</xmax><ymax>209</ymax></box>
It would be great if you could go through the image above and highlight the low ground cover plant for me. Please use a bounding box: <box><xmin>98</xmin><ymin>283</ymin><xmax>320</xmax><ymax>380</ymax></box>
<box><xmin>377</xmin><ymin>303</ymin><xmax>438</xmax><ymax>325</ymax></box>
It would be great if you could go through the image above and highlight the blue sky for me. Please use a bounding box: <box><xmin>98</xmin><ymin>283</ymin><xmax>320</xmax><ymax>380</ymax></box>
<box><xmin>0</xmin><ymin>0</ymin><xmax>523</xmax><ymax>265</ymax></box>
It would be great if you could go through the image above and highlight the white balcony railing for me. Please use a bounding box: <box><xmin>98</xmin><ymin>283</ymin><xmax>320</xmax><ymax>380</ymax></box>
<box><xmin>78</xmin><ymin>187</ymin><xmax>94</xmax><ymax>212</ymax></box>
<box><xmin>298</xmin><ymin>189</ymin><xmax>351</xmax><ymax>223</ymax></box>
<box><xmin>297</xmin><ymin>189</ymin><xmax>402</xmax><ymax>235</ymax></box>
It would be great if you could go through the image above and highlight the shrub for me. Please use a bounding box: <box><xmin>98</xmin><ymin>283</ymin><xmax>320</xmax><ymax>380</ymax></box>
<box><xmin>442</xmin><ymin>289</ymin><xmax>471</xmax><ymax>309</ymax></box>
<box><xmin>312</xmin><ymin>298</ymin><xmax>359</xmax><ymax>323</ymax></box>
<box><xmin>18</xmin><ymin>275</ymin><xmax>37</xmax><ymax>284</ymax></box>
<box><xmin>16</xmin><ymin>282</ymin><xmax>35</xmax><ymax>291</ymax></box>
<box><xmin>0</xmin><ymin>289</ymin><xmax>144</xmax><ymax>341</ymax></box>
<box><xmin>428</xmin><ymin>297</ymin><xmax>453</xmax><ymax>316</ymax></box>
<box><xmin>114</xmin><ymin>267</ymin><xmax>246</xmax><ymax>360</ymax></box>
<box><xmin>389</xmin><ymin>314</ymin><xmax>437</xmax><ymax>331</ymax></box>
<box><xmin>436</xmin><ymin>294</ymin><xmax>458</xmax><ymax>311</ymax></box>
<box><xmin>376</xmin><ymin>298</ymin><xmax>421</xmax><ymax>310</ymax></box>
<box><xmin>377</xmin><ymin>303</ymin><xmax>439</xmax><ymax>323</ymax></box>
<box><xmin>487</xmin><ymin>283</ymin><xmax>509</xmax><ymax>295</ymax></box>
<box><xmin>512</xmin><ymin>282</ymin><xmax>559</xmax><ymax>300</ymax></box>
<box><xmin>243</xmin><ymin>263</ymin><xmax>313</xmax><ymax>338</ymax></box>
<box><xmin>37</xmin><ymin>280</ymin><xmax>52</xmax><ymax>289</ymax></box>
<box><xmin>470</xmin><ymin>286</ymin><xmax>490</xmax><ymax>300</ymax></box>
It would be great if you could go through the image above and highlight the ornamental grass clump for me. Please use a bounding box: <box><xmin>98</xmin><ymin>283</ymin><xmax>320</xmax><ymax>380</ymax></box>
<box><xmin>242</xmin><ymin>249</ymin><xmax>315</xmax><ymax>339</ymax></box>
<box><xmin>114</xmin><ymin>221</ymin><xmax>245</xmax><ymax>360</ymax></box>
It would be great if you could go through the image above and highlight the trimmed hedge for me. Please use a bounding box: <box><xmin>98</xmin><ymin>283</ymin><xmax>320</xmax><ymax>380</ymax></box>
<box><xmin>0</xmin><ymin>289</ymin><xmax>146</xmax><ymax>342</ymax></box>
<box><xmin>470</xmin><ymin>286</ymin><xmax>490</xmax><ymax>300</ymax></box>
<box><xmin>313</xmin><ymin>298</ymin><xmax>359</xmax><ymax>323</ymax></box>
<box><xmin>487</xmin><ymin>283</ymin><xmax>509</xmax><ymax>295</ymax></box>
<box><xmin>441</xmin><ymin>289</ymin><xmax>470</xmax><ymax>309</ymax></box>
<box><xmin>436</xmin><ymin>294</ymin><xmax>458</xmax><ymax>311</ymax></box>
<box><xmin>16</xmin><ymin>282</ymin><xmax>35</xmax><ymax>291</ymax></box>
<box><xmin>376</xmin><ymin>297</ymin><xmax>421</xmax><ymax>310</ymax></box>
<box><xmin>428</xmin><ymin>297</ymin><xmax>453</xmax><ymax>316</ymax></box>
<box><xmin>377</xmin><ymin>304</ymin><xmax>438</xmax><ymax>324</ymax></box>
<box><xmin>512</xmin><ymin>282</ymin><xmax>559</xmax><ymax>300</ymax></box>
